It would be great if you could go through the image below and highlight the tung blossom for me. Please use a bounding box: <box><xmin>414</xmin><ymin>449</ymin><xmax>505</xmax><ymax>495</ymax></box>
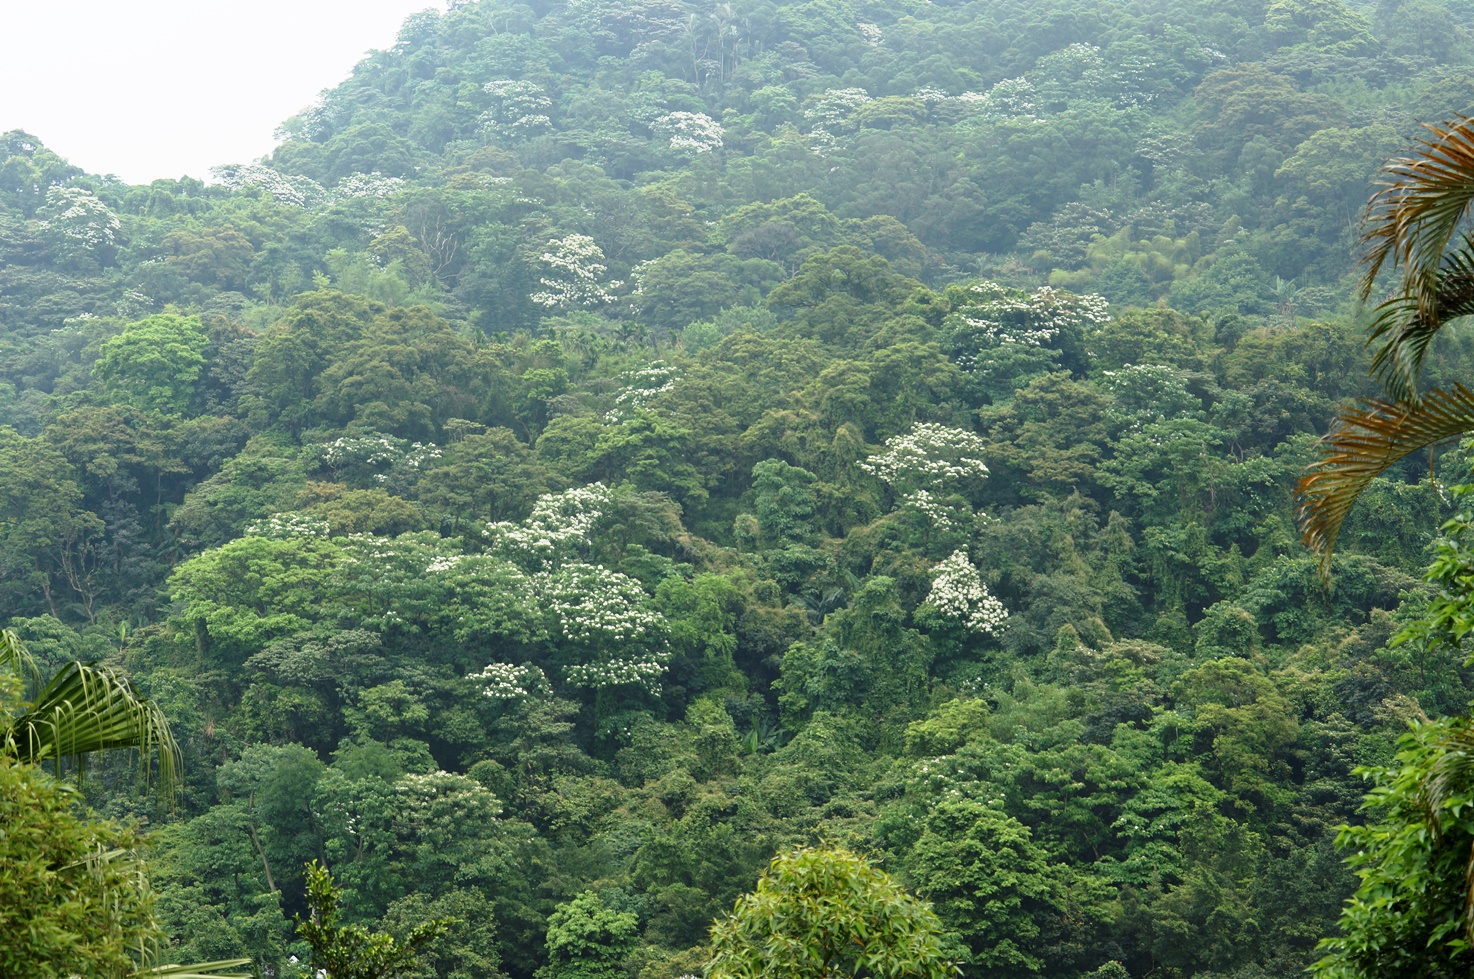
<box><xmin>529</xmin><ymin>234</ymin><xmax>615</xmax><ymax>309</ymax></box>
<box><xmin>860</xmin><ymin>422</ymin><xmax>991</xmax><ymax>491</ymax></box>
<box><xmin>210</xmin><ymin>164</ymin><xmax>328</xmax><ymax>208</ymax></box>
<box><xmin>924</xmin><ymin>550</ymin><xmax>1008</xmax><ymax>635</ymax></box>
<box><xmin>652</xmin><ymin>111</ymin><xmax>724</xmax><ymax>154</ymax></box>
<box><xmin>469</xmin><ymin>662</ymin><xmax>551</xmax><ymax>701</ymax></box>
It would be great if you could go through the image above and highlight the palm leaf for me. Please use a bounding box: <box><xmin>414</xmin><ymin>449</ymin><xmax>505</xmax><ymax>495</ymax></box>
<box><xmin>0</xmin><ymin>627</ymin><xmax>38</xmax><ymax>689</ymax></box>
<box><xmin>1297</xmin><ymin>384</ymin><xmax>1474</xmax><ymax>571</ymax></box>
<box><xmin>4</xmin><ymin>658</ymin><xmax>180</xmax><ymax>794</ymax></box>
<box><xmin>1365</xmin><ymin>235</ymin><xmax>1474</xmax><ymax>400</ymax></box>
<box><xmin>1362</xmin><ymin>115</ymin><xmax>1474</xmax><ymax>316</ymax></box>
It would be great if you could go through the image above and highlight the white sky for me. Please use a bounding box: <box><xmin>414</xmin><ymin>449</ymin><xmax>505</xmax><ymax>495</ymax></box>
<box><xmin>0</xmin><ymin>0</ymin><xmax>447</xmax><ymax>185</ymax></box>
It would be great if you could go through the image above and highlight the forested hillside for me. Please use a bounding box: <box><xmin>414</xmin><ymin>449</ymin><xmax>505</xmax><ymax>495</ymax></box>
<box><xmin>4</xmin><ymin>0</ymin><xmax>1474</xmax><ymax>976</ymax></box>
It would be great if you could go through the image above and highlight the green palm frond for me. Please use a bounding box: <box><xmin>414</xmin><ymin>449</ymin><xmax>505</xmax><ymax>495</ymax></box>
<box><xmin>1297</xmin><ymin>384</ymin><xmax>1474</xmax><ymax>570</ymax></box>
<box><xmin>1365</xmin><ymin>234</ymin><xmax>1474</xmax><ymax>400</ymax></box>
<box><xmin>1</xmin><ymin>634</ymin><xmax>180</xmax><ymax>794</ymax></box>
<box><xmin>0</xmin><ymin>627</ymin><xmax>39</xmax><ymax>688</ymax></box>
<box><xmin>130</xmin><ymin>960</ymin><xmax>253</xmax><ymax>979</ymax></box>
<box><xmin>1362</xmin><ymin>115</ymin><xmax>1474</xmax><ymax>323</ymax></box>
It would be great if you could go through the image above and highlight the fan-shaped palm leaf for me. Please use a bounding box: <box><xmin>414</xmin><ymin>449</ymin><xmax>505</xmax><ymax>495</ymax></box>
<box><xmin>1297</xmin><ymin>384</ymin><xmax>1474</xmax><ymax>571</ymax></box>
<box><xmin>0</xmin><ymin>629</ymin><xmax>180</xmax><ymax>794</ymax></box>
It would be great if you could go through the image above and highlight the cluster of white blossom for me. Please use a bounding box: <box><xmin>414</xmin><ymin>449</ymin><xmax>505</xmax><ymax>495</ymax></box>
<box><xmin>923</xmin><ymin>550</ymin><xmax>1009</xmax><ymax>635</ymax></box>
<box><xmin>320</xmin><ymin>434</ymin><xmax>404</xmax><ymax>468</ymax></box>
<box><xmin>952</xmin><ymin>284</ymin><xmax>1109</xmax><ymax>360</ymax></box>
<box><xmin>539</xmin><ymin>563</ymin><xmax>664</xmax><ymax>643</ymax></box>
<box><xmin>914</xmin><ymin>86</ymin><xmax>951</xmax><ymax>106</ymax></box>
<box><xmin>401</xmin><ymin>441</ymin><xmax>443</xmax><ymax>470</ymax></box>
<box><xmin>910</xmin><ymin>753</ymin><xmax>992</xmax><ymax>802</ymax></box>
<box><xmin>333</xmin><ymin>172</ymin><xmax>406</xmax><ymax>200</ymax></box>
<box><xmin>210</xmin><ymin>164</ymin><xmax>328</xmax><ymax>208</ymax></box>
<box><xmin>318</xmin><ymin>434</ymin><xmax>440</xmax><ymax>477</ymax></box>
<box><xmin>804</xmin><ymin>87</ymin><xmax>873</xmax><ymax>146</ymax></box>
<box><xmin>625</xmin><ymin>259</ymin><xmax>654</xmax><ymax>297</ymax></box>
<box><xmin>392</xmin><ymin>770</ymin><xmax>502</xmax><ymax>832</ymax></box>
<box><xmin>564</xmin><ymin>654</ymin><xmax>670</xmax><ymax>693</ymax></box>
<box><xmin>246</xmin><ymin>512</ymin><xmax>332</xmax><ymax>539</ymax></box>
<box><xmin>901</xmin><ymin>489</ymin><xmax>957</xmax><ymax>530</ymax></box>
<box><xmin>480</xmin><ymin>80</ymin><xmax>554</xmax><ymax>140</ymax></box>
<box><xmin>856</xmin><ymin>22</ymin><xmax>884</xmax><ymax>45</ymax></box>
<box><xmin>958</xmin><ymin>76</ymin><xmax>1039</xmax><ymax>119</ymax></box>
<box><xmin>861</xmin><ymin>422</ymin><xmax>991</xmax><ymax>490</ymax></box>
<box><xmin>652</xmin><ymin>111</ymin><xmax>724</xmax><ymax>154</ymax></box>
<box><xmin>37</xmin><ymin>187</ymin><xmax>120</xmax><ymax>249</ymax></box>
<box><xmin>116</xmin><ymin>290</ymin><xmax>153</xmax><ymax>317</ymax></box>
<box><xmin>1101</xmin><ymin>364</ymin><xmax>1197</xmax><ymax>423</ymax></box>
<box><xmin>486</xmin><ymin>483</ymin><xmax>614</xmax><ymax>567</ymax></box>
<box><xmin>426</xmin><ymin>553</ymin><xmax>464</xmax><ymax>573</ymax></box>
<box><xmin>1030</xmin><ymin>286</ymin><xmax>1111</xmax><ymax>330</ymax></box>
<box><xmin>1035</xmin><ymin>43</ymin><xmax>1112</xmax><ymax>98</ymax></box>
<box><xmin>469</xmin><ymin>662</ymin><xmax>552</xmax><ymax>701</ymax></box>
<box><xmin>605</xmin><ymin>363</ymin><xmax>676</xmax><ymax>422</ymax></box>
<box><xmin>530</xmin><ymin>234</ymin><xmax>616</xmax><ymax>309</ymax></box>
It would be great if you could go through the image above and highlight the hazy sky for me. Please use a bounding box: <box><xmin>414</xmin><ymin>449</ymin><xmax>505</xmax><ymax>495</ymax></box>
<box><xmin>1</xmin><ymin>0</ymin><xmax>447</xmax><ymax>185</ymax></box>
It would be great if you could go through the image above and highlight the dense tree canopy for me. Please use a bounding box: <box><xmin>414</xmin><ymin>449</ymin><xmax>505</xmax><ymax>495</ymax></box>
<box><xmin>6</xmin><ymin>0</ymin><xmax>1474</xmax><ymax>975</ymax></box>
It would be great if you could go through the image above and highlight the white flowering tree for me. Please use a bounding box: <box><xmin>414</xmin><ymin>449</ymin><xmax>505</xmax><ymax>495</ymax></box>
<box><xmin>36</xmin><ymin>186</ymin><xmax>120</xmax><ymax>265</ymax></box>
<box><xmin>469</xmin><ymin>662</ymin><xmax>553</xmax><ymax>703</ymax></box>
<box><xmin>918</xmin><ymin>550</ymin><xmax>1008</xmax><ymax>636</ymax></box>
<box><xmin>803</xmin><ymin>87</ymin><xmax>873</xmax><ymax>148</ymax></box>
<box><xmin>529</xmin><ymin>234</ymin><xmax>616</xmax><ymax>310</ymax></box>
<box><xmin>486</xmin><ymin>483</ymin><xmax>614</xmax><ymax>569</ymax></box>
<box><xmin>540</xmin><ymin>563</ymin><xmax>668</xmax><ymax>693</ymax></box>
<box><xmin>316</xmin><ymin>433</ymin><xmax>442</xmax><ymax>489</ymax></box>
<box><xmin>484</xmin><ymin>484</ymin><xmax>670</xmax><ymax>694</ymax></box>
<box><xmin>479</xmin><ymin>80</ymin><xmax>554</xmax><ymax>141</ymax></box>
<box><xmin>1100</xmin><ymin>364</ymin><xmax>1199</xmax><ymax>425</ymax></box>
<box><xmin>210</xmin><ymin>164</ymin><xmax>328</xmax><ymax>208</ymax></box>
<box><xmin>605</xmin><ymin>363</ymin><xmax>676</xmax><ymax>422</ymax></box>
<box><xmin>957</xmin><ymin>77</ymin><xmax>1039</xmax><ymax>120</ymax></box>
<box><xmin>245</xmin><ymin>513</ymin><xmax>332</xmax><ymax>540</ymax></box>
<box><xmin>333</xmin><ymin>171</ymin><xmax>407</xmax><ymax>201</ymax></box>
<box><xmin>861</xmin><ymin>422</ymin><xmax>991</xmax><ymax>494</ymax></box>
<box><xmin>651</xmin><ymin>111</ymin><xmax>724</xmax><ymax>155</ymax></box>
<box><xmin>944</xmin><ymin>282</ymin><xmax>1109</xmax><ymax>400</ymax></box>
<box><xmin>862</xmin><ymin>422</ymin><xmax>994</xmax><ymax>548</ymax></box>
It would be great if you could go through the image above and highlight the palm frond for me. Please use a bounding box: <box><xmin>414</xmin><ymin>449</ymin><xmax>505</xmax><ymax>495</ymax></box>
<box><xmin>0</xmin><ymin>627</ymin><xmax>38</xmax><ymax>689</ymax></box>
<box><xmin>1365</xmin><ymin>235</ymin><xmax>1474</xmax><ymax>400</ymax></box>
<box><xmin>1362</xmin><ymin>115</ymin><xmax>1474</xmax><ymax>318</ymax></box>
<box><xmin>1297</xmin><ymin>384</ymin><xmax>1474</xmax><ymax>571</ymax></box>
<box><xmin>130</xmin><ymin>960</ymin><xmax>253</xmax><ymax>978</ymax></box>
<box><xmin>4</xmin><ymin>659</ymin><xmax>180</xmax><ymax>795</ymax></box>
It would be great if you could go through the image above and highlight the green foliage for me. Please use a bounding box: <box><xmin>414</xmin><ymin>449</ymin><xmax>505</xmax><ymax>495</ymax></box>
<box><xmin>296</xmin><ymin>860</ymin><xmax>451</xmax><ymax>979</ymax></box>
<box><xmin>6</xmin><ymin>3</ymin><xmax>1474</xmax><ymax>978</ymax></box>
<box><xmin>707</xmin><ymin>846</ymin><xmax>957</xmax><ymax>979</ymax></box>
<box><xmin>538</xmin><ymin>891</ymin><xmax>639</xmax><ymax>979</ymax></box>
<box><xmin>909</xmin><ymin>799</ymin><xmax>1064</xmax><ymax>976</ymax></box>
<box><xmin>0</xmin><ymin>753</ymin><xmax>157</xmax><ymax>976</ymax></box>
<box><xmin>1312</xmin><ymin>717</ymin><xmax>1474</xmax><ymax>978</ymax></box>
<box><xmin>93</xmin><ymin>314</ymin><xmax>211</xmax><ymax>415</ymax></box>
